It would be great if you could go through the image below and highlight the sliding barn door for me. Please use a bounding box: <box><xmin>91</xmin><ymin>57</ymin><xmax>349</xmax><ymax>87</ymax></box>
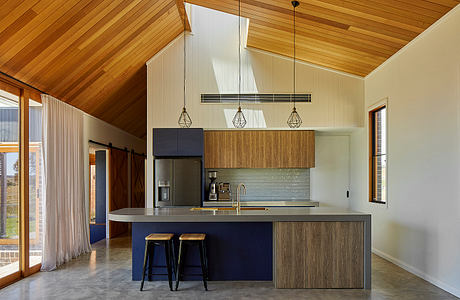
<box><xmin>131</xmin><ymin>153</ymin><xmax>145</xmax><ymax>208</ymax></box>
<box><xmin>109</xmin><ymin>148</ymin><xmax>128</xmax><ymax>238</ymax></box>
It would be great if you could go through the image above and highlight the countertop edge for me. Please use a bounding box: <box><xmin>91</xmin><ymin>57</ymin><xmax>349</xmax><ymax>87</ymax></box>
<box><xmin>108</xmin><ymin>213</ymin><xmax>371</xmax><ymax>223</ymax></box>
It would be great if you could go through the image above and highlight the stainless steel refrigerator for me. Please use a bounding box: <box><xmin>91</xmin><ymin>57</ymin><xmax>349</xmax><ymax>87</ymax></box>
<box><xmin>154</xmin><ymin>158</ymin><xmax>201</xmax><ymax>207</ymax></box>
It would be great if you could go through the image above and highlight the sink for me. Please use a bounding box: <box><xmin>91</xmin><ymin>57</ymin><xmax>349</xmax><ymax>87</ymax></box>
<box><xmin>190</xmin><ymin>207</ymin><xmax>268</xmax><ymax>211</ymax></box>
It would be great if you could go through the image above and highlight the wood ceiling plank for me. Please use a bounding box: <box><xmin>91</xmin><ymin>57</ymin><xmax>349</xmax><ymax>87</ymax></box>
<box><xmin>251</xmin><ymin>0</ymin><xmax>425</xmax><ymax>37</ymax></box>
<box><xmin>102</xmin><ymin>6</ymin><xmax>180</xmax><ymax>74</ymax></box>
<box><xmin>241</xmin><ymin>5</ymin><xmax>406</xmax><ymax>49</ymax></box>
<box><xmin>248</xmin><ymin>36</ymin><xmax>375</xmax><ymax>76</ymax></box>
<box><xmin>77</xmin><ymin>0</ymin><xmax>145</xmax><ymax>50</ymax></box>
<box><xmin>400</xmin><ymin>0</ymin><xmax>455</xmax><ymax>14</ymax></box>
<box><xmin>347</xmin><ymin>26</ymin><xmax>412</xmax><ymax>45</ymax></box>
<box><xmin>18</xmin><ymin>0</ymin><xmax>119</xmax><ymax>82</ymax></box>
<box><xmin>0</xmin><ymin>0</ymin><xmax>39</xmax><ymax>31</ymax></box>
<box><xmin>315</xmin><ymin>0</ymin><xmax>441</xmax><ymax>21</ymax></box>
<box><xmin>88</xmin><ymin>15</ymin><xmax>182</xmax><ymax>114</ymax></box>
<box><xmin>62</xmin><ymin>1</ymin><xmax>175</xmax><ymax>101</ymax></box>
<box><xmin>53</xmin><ymin>0</ymin><xmax>168</xmax><ymax>97</ymax></box>
<box><xmin>425</xmin><ymin>0</ymin><xmax>460</xmax><ymax>7</ymax></box>
<box><xmin>25</xmin><ymin>0</ymin><xmax>140</xmax><ymax>90</ymax></box>
<box><xmin>250</xmin><ymin>24</ymin><xmax>387</xmax><ymax>66</ymax></box>
<box><xmin>308</xmin><ymin>0</ymin><xmax>431</xmax><ymax>31</ymax></box>
<box><xmin>250</xmin><ymin>19</ymin><xmax>394</xmax><ymax>58</ymax></box>
<box><xmin>349</xmin><ymin>0</ymin><xmax>451</xmax><ymax>16</ymax></box>
<box><xmin>249</xmin><ymin>31</ymin><xmax>381</xmax><ymax>70</ymax></box>
<box><xmin>0</xmin><ymin>0</ymin><xmax>77</xmax><ymax>65</ymax></box>
<box><xmin>0</xmin><ymin>9</ymin><xmax>38</xmax><ymax>47</ymax></box>
<box><xmin>3</xmin><ymin>0</ymin><xmax>96</xmax><ymax>73</ymax></box>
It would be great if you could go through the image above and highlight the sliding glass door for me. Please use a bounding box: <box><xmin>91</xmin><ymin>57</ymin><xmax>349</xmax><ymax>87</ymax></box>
<box><xmin>0</xmin><ymin>84</ymin><xmax>20</xmax><ymax>283</ymax></box>
<box><xmin>0</xmin><ymin>79</ymin><xmax>43</xmax><ymax>287</ymax></box>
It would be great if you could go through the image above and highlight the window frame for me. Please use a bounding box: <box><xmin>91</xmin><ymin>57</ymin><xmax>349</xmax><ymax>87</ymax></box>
<box><xmin>368</xmin><ymin>102</ymin><xmax>387</xmax><ymax>204</ymax></box>
<box><xmin>0</xmin><ymin>75</ymin><xmax>42</xmax><ymax>288</ymax></box>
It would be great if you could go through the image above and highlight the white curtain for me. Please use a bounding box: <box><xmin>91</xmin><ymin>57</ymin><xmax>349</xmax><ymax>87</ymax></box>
<box><xmin>41</xmin><ymin>94</ymin><xmax>91</xmax><ymax>271</ymax></box>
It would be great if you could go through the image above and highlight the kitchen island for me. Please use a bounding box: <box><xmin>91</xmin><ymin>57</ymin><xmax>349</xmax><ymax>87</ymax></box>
<box><xmin>109</xmin><ymin>207</ymin><xmax>371</xmax><ymax>289</ymax></box>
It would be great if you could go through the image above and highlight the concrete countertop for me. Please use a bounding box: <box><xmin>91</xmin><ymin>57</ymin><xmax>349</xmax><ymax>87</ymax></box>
<box><xmin>108</xmin><ymin>207</ymin><xmax>370</xmax><ymax>223</ymax></box>
<box><xmin>203</xmin><ymin>200</ymin><xmax>319</xmax><ymax>207</ymax></box>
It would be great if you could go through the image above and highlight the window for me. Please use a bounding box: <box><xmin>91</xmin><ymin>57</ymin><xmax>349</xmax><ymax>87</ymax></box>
<box><xmin>369</xmin><ymin>105</ymin><xmax>387</xmax><ymax>204</ymax></box>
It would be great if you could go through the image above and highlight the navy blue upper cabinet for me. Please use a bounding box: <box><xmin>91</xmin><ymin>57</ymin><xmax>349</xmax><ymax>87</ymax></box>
<box><xmin>153</xmin><ymin>128</ymin><xmax>203</xmax><ymax>157</ymax></box>
<box><xmin>178</xmin><ymin>128</ymin><xmax>203</xmax><ymax>156</ymax></box>
<box><xmin>153</xmin><ymin>128</ymin><xmax>178</xmax><ymax>156</ymax></box>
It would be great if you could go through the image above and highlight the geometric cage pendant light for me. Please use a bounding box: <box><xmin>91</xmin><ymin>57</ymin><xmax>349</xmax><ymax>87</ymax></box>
<box><xmin>178</xmin><ymin>0</ymin><xmax>192</xmax><ymax>128</ymax></box>
<box><xmin>232</xmin><ymin>0</ymin><xmax>247</xmax><ymax>128</ymax></box>
<box><xmin>287</xmin><ymin>0</ymin><xmax>302</xmax><ymax>128</ymax></box>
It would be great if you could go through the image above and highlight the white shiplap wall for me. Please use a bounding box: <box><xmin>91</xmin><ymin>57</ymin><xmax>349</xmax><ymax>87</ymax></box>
<box><xmin>146</xmin><ymin>5</ymin><xmax>364</xmax><ymax>207</ymax></box>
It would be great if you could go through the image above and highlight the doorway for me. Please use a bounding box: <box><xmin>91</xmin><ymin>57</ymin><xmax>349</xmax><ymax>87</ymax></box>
<box><xmin>89</xmin><ymin>147</ymin><xmax>108</xmax><ymax>244</ymax></box>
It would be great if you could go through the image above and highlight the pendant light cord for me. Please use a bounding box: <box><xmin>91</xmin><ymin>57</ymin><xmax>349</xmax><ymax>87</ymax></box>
<box><xmin>238</xmin><ymin>0</ymin><xmax>241</xmax><ymax>108</ymax></box>
<box><xmin>183</xmin><ymin>1</ymin><xmax>186</xmax><ymax>109</ymax></box>
<box><xmin>293</xmin><ymin>1</ymin><xmax>296</xmax><ymax>109</ymax></box>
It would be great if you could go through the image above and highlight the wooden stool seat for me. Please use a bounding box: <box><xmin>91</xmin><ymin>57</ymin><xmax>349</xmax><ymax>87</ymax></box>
<box><xmin>145</xmin><ymin>233</ymin><xmax>174</xmax><ymax>241</ymax></box>
<box><xmin>179</xmin><ymin>233</ymin><xmax>206</xmax><ymax>241</ymax></box>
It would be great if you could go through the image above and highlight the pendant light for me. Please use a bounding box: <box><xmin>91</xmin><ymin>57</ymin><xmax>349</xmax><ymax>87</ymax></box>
<box><xmin>232</xmin><ymin>0</ymin><xmax>246</xmax><ymax>128</ymax></box>
<box><xmin>178</xmin><ymin>1</ymin><xmax>192</xmax><ymax>128</ymax></box>
<box><xmin>287</xmin><ymin>0</ymin><xmax>302</xmax><ymax>128</ymax></box>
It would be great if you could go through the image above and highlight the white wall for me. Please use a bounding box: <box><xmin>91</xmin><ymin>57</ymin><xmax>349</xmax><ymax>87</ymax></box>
<box><xmin>350</xmin><ymin>5</ymin><xmax>460</xmax><ymax>297</ymax></box>
<box><xmin>146</xmin><ymin>5</ymin><xmax>364</xmax><ymax>207</ymax></box>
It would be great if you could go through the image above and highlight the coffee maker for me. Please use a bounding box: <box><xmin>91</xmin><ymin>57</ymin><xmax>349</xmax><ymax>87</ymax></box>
<box><xmin>208</xmin><ymin>171</ymin><xmax>218</xmax><ymax>201</ymax></box>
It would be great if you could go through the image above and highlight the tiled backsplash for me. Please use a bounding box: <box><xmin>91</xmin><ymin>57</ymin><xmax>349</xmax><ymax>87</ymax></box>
<box><xmin>205</xmin><ymin>168</ymin><xmax>310</xmax><ymax>201</ymax></box>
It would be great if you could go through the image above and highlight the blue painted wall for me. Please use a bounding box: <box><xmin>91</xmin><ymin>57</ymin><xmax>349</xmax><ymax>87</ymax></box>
<box><xmin>90</xmin><ymin>150</ymin><xmax>107</xmax><ymax>244</ymax></box>
<box><xmin>132</xmin><ymin>222</ymin><xmax>273</xmax><ymax>281</ymax></box>
<box><xmin>90</xmin><ymin>225</ymin><xmax>105</xmax><ymax>244</ymax></box>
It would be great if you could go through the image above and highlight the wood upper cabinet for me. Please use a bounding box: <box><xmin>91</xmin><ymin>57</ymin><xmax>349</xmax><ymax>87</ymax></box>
<box><xmin>204</xmin><ymin>130</ymin><xmax>315</xmax><ymax>168</ymax></box>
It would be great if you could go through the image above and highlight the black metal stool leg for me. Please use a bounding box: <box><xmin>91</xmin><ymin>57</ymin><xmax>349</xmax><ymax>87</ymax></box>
<box><xmin>198</xmin><ymin>241</ymin><xmax>208</xmax><ymax>291</ymax></box>
<box><xmin>171</xmin><ymin>239</ymin><xmax>177</xmax><ymax>279</ymax></box>
<box><xmin>140</xmin><ymin>241</ymin><xmax>149</xmax><ymax>291</ymax></box>
<box><xmin>148</xmin><ymin>242</ymin><xmax>155</xmax><ymax>281</ymax></box>
<box><xmin>175</xmin><ymin>240</ymin><xmax>185</xmax><ymax>291</ymax></box>
<box><xmin>165</xmin><ymin>240</ymin><xmax>173</xmax><ymax>291</ymax></box>
<box><xmin>203</xmin><ymin>239</ymin><xmax>209</xmax><ymax>280</ymax></box>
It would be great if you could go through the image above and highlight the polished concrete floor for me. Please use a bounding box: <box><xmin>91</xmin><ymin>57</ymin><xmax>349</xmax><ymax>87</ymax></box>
<box><xmin>0</xmin><ymin>235</ymin><xmax>458</xmax><ymax>300</ymax></box>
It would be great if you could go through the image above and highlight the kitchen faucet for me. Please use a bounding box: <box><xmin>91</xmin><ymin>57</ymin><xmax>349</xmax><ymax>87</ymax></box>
<box><xmin>234</xmin><ymin>183</ymin><xmax>246</xmax><ymax>213</ymax></box>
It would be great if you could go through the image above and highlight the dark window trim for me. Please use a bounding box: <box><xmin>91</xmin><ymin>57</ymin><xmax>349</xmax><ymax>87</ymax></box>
<box><xmin>369</xmin><ymin>104</ymin><xmax>387</xmax><ymax>204</ymax></box>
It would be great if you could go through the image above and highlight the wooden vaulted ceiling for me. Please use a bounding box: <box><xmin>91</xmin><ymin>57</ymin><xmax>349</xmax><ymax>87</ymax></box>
<box><xmin>188</xmin><ymin>0</ymin><xmax>459</xmax><ymax>76</ymax></box>
<box><xmin>1</xmin><ymin>1</ymin><xmax>458</xmax><ymax>139</ymax></box>
<box><xmin>0</xmin><ymin>0</ymin><xmax>189</xmax><ymax>139</ymax></box>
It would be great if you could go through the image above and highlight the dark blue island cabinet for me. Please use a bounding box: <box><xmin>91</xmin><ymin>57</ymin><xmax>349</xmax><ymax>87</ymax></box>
<box><xmin>153</xmin><ymin>128</ymin><xmax>203</xmax><ymax>157</ymax></box>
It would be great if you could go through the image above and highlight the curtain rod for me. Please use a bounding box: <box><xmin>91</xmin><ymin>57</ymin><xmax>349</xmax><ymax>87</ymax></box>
<box><xmin>89</xmin><ymin>140</ymin><xmax>146</xmax><ymax>158</ymax></box>
<box><xmin>0</xmin><ymin>71</ymin><xmax>48</xmax><ymax>95</ymax></box>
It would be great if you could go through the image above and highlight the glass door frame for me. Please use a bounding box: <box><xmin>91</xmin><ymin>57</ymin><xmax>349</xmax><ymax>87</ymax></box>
<box><xmin>0</xmin><ymin>76</ymin><xmax>42</xmax><ymax>288</ymax></box>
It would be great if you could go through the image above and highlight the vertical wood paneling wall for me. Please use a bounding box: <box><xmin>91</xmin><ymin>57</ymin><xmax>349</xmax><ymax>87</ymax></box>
<box><xmin>147</xmin><ymin>5</ymin><xmax>364</xmax><ymax>130</ymax></box>
<box><xmin>146</xmin><ymin>5</ymin><xmax>364</xmax><ymax>206</ymax></box>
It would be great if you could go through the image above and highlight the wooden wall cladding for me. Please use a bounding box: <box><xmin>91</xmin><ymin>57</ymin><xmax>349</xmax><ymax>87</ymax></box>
<box><xmin>131</xmin><ymin>152</ymin><xmax>146</xmax><ymax>209</ymax></box>
<box><xmin>275</xmin><ymin>221</ymin><xmax>364</xmax><ymax>289</ymax></box>
<box><xmin>188</xmin><ymin>0</ymin><xmax>459</xmax><ymax>76</ymax></box>
<box><xmin>204</xmin><ymin>130</ymin><xmax>315</xmax><ymax>168</ymax></box>
<box><xmin>108</xmin><ymin>148</ymin><xmax>129</xmax><ymax>238</ymax></box>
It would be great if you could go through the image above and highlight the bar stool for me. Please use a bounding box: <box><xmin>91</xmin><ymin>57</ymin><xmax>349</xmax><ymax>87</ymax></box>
<box><xmin>140</xmin><ymin>233</ymin><xmax>175</xmax><ymax>291</ymax></box>
<box><xmin>175</xmin><ymin>233</ymin><xmax>208</xmax><ymax>291</ymax></box>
